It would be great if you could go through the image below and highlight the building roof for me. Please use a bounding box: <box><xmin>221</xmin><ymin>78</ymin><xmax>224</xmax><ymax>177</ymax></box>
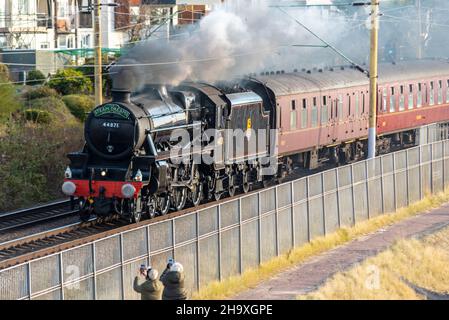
<box><xmin>253</xmin><ymin>60</ymin><xmax>449</xmax><ymax>96</ymax></box>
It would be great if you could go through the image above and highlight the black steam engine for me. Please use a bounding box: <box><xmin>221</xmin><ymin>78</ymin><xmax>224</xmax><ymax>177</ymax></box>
<box><xmin>62</xmin><ymin>82</ymin><xmax>272</xmax><ymax>222</ymax></box>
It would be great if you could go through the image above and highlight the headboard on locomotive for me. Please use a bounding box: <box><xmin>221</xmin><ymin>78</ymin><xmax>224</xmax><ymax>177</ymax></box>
<box><xmin>223</xmin><ymin>91</ymin><xmax>270</xmax><ymax>165</ymax></box>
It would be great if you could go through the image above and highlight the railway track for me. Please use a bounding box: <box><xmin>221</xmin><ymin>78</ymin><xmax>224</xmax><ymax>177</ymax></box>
<box><xmin>0</xmin><ymin>199</ymin><xmax>78</xmax><ymax>233</ymax></box>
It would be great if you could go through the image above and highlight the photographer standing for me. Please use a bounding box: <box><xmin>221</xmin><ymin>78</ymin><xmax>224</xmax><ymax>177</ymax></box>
<box><xmin>133</xmin><ymin>265</ymin><xmax>162</xmax><ymax>300</ymax></box>
<box><xmin>160</xmin><ymin>259</ymin><xmax>188</xmax><ymax>300</ymax></box>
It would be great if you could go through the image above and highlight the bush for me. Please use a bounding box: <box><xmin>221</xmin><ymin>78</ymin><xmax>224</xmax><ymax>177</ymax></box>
<box><xmin>62</xmin><ymin>94</ymin><xmax>95</xmax><ymax>121</ymax></box>
<box><xmin>24</xmin><ymin>109</ymin><xmax>51</xmax><ymax>124</ymax></box>
<box><xmin>0</xmin><ymin>66</ymin><xmax>22</xmax><ymax>120</ymax></box>
<box><xmin>22</xmin><ymin>86</ymin><xmax>58</xmax><ymax>100</ymax></box>
<box><xmin>48</xmin><ymin>69</ymin><xmax>93</xmax><ymax>95</ymax></box>
<box><xmin>26</xmin><ymin>96</ymin><xmax>78</xmax><ymax>125</ymax></box>
<box><xmin>26</xmin><ymin>70</ymin><xmax>46</xmax><ymax>86</ymax></box>
<box><xmin>0</xmin><ymin>120</ymin><xmax>84</xmax><ymax>211</ymax></box>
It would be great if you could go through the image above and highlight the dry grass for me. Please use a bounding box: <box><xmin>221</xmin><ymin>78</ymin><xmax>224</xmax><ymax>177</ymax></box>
<box><xmin>192</xmin><ymin>189</ymin><xmax>449</xmax><ymax>300</ymax></box>
<box><xmin>298</xmin><ymin>226</ymin><xmax>449</xmax><ymax>300</ymax></box>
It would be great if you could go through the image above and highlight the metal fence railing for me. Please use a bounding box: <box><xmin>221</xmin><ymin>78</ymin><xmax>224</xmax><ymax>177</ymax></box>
<box><xmin>0</xmin><ymin>124</ymin><xmax>448</xmax><ymax>300</ymax></box>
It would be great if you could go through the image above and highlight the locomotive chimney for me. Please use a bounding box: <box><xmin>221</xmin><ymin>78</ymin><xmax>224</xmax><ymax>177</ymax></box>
<box><xmin>111</xmin><ymin>89</ymin><xmax>131</xmax><ymax>104</ymax></box>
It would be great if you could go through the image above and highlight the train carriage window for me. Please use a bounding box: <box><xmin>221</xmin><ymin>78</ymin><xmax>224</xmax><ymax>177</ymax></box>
<box><xmin>430</xmin><ymin>81</ymin><xmax>435</xmax><ymax>105</ymax></box>
<box><xmin>382</xmin><ymin>88</ymin><xmax>387</xmax><ymax>112</ymax></box>
<box><xmin>321</xmin><ymin>96</ymin><xmax>328</xmax><ymax>125</ymax></box>
<box><xmin>408</xmin><ymin>84</ymin><xmax>414</xmax><ymax>109</ymax></box>
<box><xmin>301</xmin><ymin>98</ymin><xmax>308</xmax><ymax>128</ymax></box>
<box><xmin>348</xmin><ymin>94</ymin><xmax>352</xmax><ymax>116</ymax></box>
<box><xmin>438</xmin><ymin>80</ymin><xmax>443</xmax><ymax>104</ymax></box>
<box><xmin>417</xmin><ymin>83</ymin><xmax>422</xmax><ymax>107</ymax></box>
<box><xmin>362</xmin><ymin>92</ymin><xmax>365</xmax><ymax>114</ymax></box>
<box><xmin>354</xmin><ymin>92</ymin><xmax>359</xmax><ymax>117</ymax></box>
<box><xmin>290</xmin><ymin>100</ymin><xmax>297</xmax><ymax>130</ymax></box>
<box><xmin>390</xmin><ymin>87</ymin><xmax>396</xmax><ymax>112</ymax></box>
<box><xmin>338</xmin><ymin>94</ymin><xmax>343</xmax><ymax>121</ymax></box>
<box><xmin>399</xmin><ymin>85</ymin><xmax>405</xmax><ymax>111</ymax></box>
<box><xmin>447</xmin><ymin>80</ymin><xmax>449</xmax><ymax>103</ymax></box>
<box><xmin>311</xmin><ymin>97</ymin><xmax>318</xmax><ymax>127</ymax></box>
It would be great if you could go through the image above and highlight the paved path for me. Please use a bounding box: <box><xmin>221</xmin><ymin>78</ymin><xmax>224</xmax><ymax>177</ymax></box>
<box><xmin>234</xmin><ymin>203</ymin><xmax>449</xmax><ymax>300</ymax></box>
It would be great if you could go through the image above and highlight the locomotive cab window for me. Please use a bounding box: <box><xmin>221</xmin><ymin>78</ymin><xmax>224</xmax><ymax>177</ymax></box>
<box><xmin>390</xmin><ymin>87</ymin><xmax>396</xmax><ymax>112</ymax></box>
<box><xmin>408</xmin><ymin>84</ymin><xmax>414</xmax><ymax>109</ymax></box>
<box><xmin>301</xmin><ymin>98</ymin><xmax>308</xmax><ymax>128</ymax></box>
<box><xmin>399</xmin><ymin>85</ymin><xmax>405</xmax><ymax>111</ymax></box>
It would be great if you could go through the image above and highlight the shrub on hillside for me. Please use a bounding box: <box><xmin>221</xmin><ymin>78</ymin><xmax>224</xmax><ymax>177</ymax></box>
<box><xmin>24</xmin><ymin>109</ymin><xmax>51</xmax><ymax>124</ymax></box>
<box><xmin>26</xmin><ymin>70</ymin><xmax>46</xmax><ymax>86</ymax></box>
<box><xmin>0</xmin><ymin>120</ymin><xmax>84</xmax><ymax>211</ymax></box>
<box><xmin>62</xmin><ymin>94</ymin><xmax>95</xmax><ymax>121</ymax></box>
<box><xmin>48</xmin><ymin>69</ymin><xmax>92</xmax><ymax>95</ymax></box>
<box><xmin>22</xmin><ymin>86</ymin><xmax>58</xmax><ymax>100</ymax></box>
<box><xmin>0</xmin><ymin>65</ymin><xmax>22</xmax><ymax>120</ymax></box>
<box><xmin>26</xmin><ymin>96</ymin><xmax>78</xmax><ymax>124</ymax></box>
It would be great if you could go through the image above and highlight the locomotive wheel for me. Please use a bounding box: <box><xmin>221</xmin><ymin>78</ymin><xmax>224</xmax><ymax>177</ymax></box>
<box><xmin>189</xmin><ymin>167</ymin><xmax>203</xmax><ymax>207</ymax></box>
<box><xmin>157</xmin><ymin>194</ymin><xmax>170</xmax><ymax>216</ymax></box>
<box><xmin>146</xmin><ymin>196</ymin><xmax>157</xmax><ymax>219</ymax></box>
<box><xmin>228</xmin><ymin>174</ymin><xmax>236</xmax><ymax>197</ymax></box>
<box><xmin>242</xmin><ymin>170</ymin><xmax>250</xmax><ymax>193</ymax></box>
<box><xmin>171</xmin><ymin>187</ymin><xmax>187</xmax><ymax>211</ymax></box>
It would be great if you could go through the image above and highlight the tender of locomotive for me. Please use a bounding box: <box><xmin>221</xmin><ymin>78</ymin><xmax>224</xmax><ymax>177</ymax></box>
<box><xmin>62</xmin><ymin>60</ymin><xmax>449</xmax><ymax>222</ymax></box>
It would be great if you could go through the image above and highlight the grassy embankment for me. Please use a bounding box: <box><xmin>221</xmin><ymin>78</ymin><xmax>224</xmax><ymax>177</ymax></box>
<box><xmin>298</xmin><ymin>225</ymin><xmax>449</xmax><ymax>299</ymax></box>
<box><xmin>192</xmin><ymin>190</ymin><xmax>449</xmax><ymax>300</ymax></box>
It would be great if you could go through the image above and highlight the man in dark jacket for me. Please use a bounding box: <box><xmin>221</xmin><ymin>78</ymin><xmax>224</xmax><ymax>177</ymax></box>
<box><xmin>160</xmin><ymin>261</ymin><xmax>188</xmax><ymax>300</ymax></box>
<box><xmin>133</xmin><ymin>267</ymin><xmax>162</xmax><ymax>300</ymax></box>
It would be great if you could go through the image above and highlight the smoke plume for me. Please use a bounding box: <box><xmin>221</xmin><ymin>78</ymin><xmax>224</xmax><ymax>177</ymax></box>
<box><xmin>111</xmin><ymin>0</ymin><xmax>449</xmax><ymax>91</ymax></box>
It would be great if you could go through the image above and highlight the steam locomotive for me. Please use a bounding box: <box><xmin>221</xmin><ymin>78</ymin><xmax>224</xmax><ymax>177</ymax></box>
<box><xmin>62</xmin><ymin>60</ymin><xmax>449</xmax><ymax>222</ymax></box>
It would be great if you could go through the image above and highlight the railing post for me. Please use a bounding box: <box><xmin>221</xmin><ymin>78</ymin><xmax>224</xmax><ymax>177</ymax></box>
<box><xmin>335</xmin><ymin>169</ymin><xmax>341</xmax><ymax>228</ymax></box>
<box><xmin>27</xmin><ymin>263</ymin><xmax>32</xmax><ymax>300</ymax></box>
<box><xmin>119</xmin><ymin>234</ymin><xmax>125</xmax><ymax>300</ymax></box>
<box><xmin>365</xmin><ymin>159</ymin><xmax>371</xmax><ymax>220</ymax></box>
<box><xmin>393</xmin><ymin>154</ymin><xmax>397</xmax><ymax>211</ymax></box>
<box><xmin>257</xmin><ymin>192</ymin><xmax>262</xmax><ymax>265</ymax></box>
<box><xmin>59</xmin><ymin>253</ymin><xmax>64</xmax><ymax>300</ymax></box>
<box><xmin>321</xmin><ymin>173</ymin><xmax>327</xmax><ymax>234</ymax></box>
<box><xmin>380</xmin><ymin>156</ymin><xmax>385</xmax><ymax>213</ymax></box>
<box><xmin>172</xmin><ymin>219</ymin><xmax>176</xmax><ymax>260</ymax></box>
<box><xmin>92</xmin><ymin>243</ymin><xmax>97</xmax><ymax>300</ymax></box>
<box><xmin>195</xmin><ymin>211</ymin><xmax>200</xmax><ymax>291</ymax></box>
<box><xmin>218</xmin><ymin>205</ymin><xmax>222</xmax><ymax>281</ymax></box>
<box><xmin>350</xmin><ymin>164</ymin><xmax>356</xmax><ymax>226</ymax></box>
<box><xmin>275</xmin><ymin>187</ymin><xmax>279</xmax><ymax>256</ymax></box>
<box><xmin>419</xmin><ymin>145</ymin><xmax>423</xmax><ymax>200</ymax></box>
<box><xmin>406</xmin><ymin>150</ymin><xmax>410</xmax><ymax>206</ymax></box>
<box><xmin>238</xmin><ymin>198</ymin><xmax>243</xmax><ymax>274</ymax></box>
<box><xmin>306</xmin><ymin>177</ymin><xmax>311</xmax><ymax>242</ymax></box>
<box><xmin>291</xmin><ymin>181</ymin><xmax>296</xmax><ymax>247</ymax></box>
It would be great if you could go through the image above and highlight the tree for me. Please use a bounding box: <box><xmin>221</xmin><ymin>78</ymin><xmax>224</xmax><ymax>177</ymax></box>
<box><xmin>0</xmin><ymin>63</ymin><xmax>22</xmax><ymax>120</ymax></box>
<box><xmin>48</xmin><ymin>68</ymin><xmax>93</xmax><ymax>95</ymax></box>
<box><xmin>26</xmin><ymin>70</ymin><xmax>46</xmax><ymax>86</ymax></box>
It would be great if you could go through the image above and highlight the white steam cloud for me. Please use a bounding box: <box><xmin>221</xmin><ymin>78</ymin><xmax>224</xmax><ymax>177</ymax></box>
<box><xmin>111</xmin><ymin>0</ymin><xmax>449</xmax><ymax>91</ymax></box>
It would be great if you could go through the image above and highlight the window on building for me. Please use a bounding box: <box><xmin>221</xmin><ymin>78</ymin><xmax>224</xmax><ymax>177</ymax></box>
<box><xmin>17</xmin><ymin>0</ymin><xmax>30</xmax><ymax>14</ymax></box>
<box><xmin>301</xmin><ymin>98</ymin><xmax>308</xmax><ymax>128</ymax></box>
<box><xmin>399</xmin><ymin>85</ymin><xmax>405</xmax><ymax>111</ymax></box>
<box><xmin>408</xmin><ymin>84</ymin><xmax>414</xmax><ymax>109</ymax></box>
<box><xmin>438</xmin><ymin>80</ymin><xmax>443</xmax><ymax>104</ymax></box>
<box><xmin>58</xmin><ymin>35</ymin><xmax>67</xmax><ymax>48</ymax></box>
<box><xmin>382</xmin><ymin>87</ymin><xmax>387</xmax><ymax>111</ymax></box>
<box><xmin>58</xmin><ymin>0</ymin><xmax>69</xmax><ymax>17</ymax></box>
<box><xmin>390</xmin><ymin>87</ymin><xmax>396</xmax><ymax>112</ymax></box>
<box><xmin>40</xmin><ymin>42</ymin><xmax>49</xmax><ymax>49</ymax></box>
<box><xmin>418</xmin><ymin>83</ymin><xmax>422</xmax><ymax>107</ymax></box>
<box><xmin>0</xmin><ymin>0</ymin><xmax>5</xmax><ymax>28</ymax></box>
<box><xmin>430</xmin><ymin>81</ymin><xmax>435</xmax><ymax>105</ymax></box>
